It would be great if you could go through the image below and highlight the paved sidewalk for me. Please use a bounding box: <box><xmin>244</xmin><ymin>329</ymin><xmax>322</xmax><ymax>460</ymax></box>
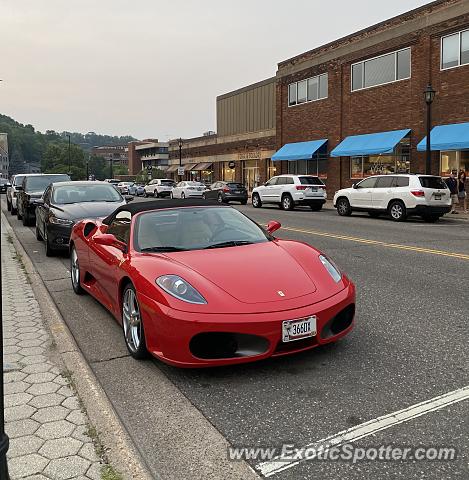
<box><xmin>2</xmin><ymin>216</ymin><xmax>104</xmax><ymax>479</ymax></box>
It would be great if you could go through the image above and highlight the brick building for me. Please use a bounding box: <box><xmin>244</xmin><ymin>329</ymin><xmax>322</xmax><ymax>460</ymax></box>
<box><xmin>90</xmin><ymin>145</ymin><xmax>128</xmax><ymax>169</ymax></box>
<box><xmin>168</xmin><ymin>78</ymin><xmax>277</xmax><ymax>191</ymax></box>
<box><xmin>127</xmin><ymin>140</ymin><xmax>169</xmax><ymax>176</ymax></box>
<box><xmin>274</xmin><ymin>0</ymin><xmax>469</xmax><ymax>193</ymax></box>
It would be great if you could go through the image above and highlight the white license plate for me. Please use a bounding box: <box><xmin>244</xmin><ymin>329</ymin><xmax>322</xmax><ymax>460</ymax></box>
<box><xmin>434</xmin><ymin>194</ymin><xmax>441</xmax><ymax>200</ymax></box>
<box><xmin>282</xmin><ymin>316</ymin><xmax>316</xmax><ymax>342</ymax></box>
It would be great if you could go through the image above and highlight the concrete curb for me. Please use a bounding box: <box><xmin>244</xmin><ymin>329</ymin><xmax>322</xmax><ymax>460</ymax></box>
<box><xmin>2</xmin><ymin>211</ymin><xmax>155</xmax><ymax>480</ymax></box>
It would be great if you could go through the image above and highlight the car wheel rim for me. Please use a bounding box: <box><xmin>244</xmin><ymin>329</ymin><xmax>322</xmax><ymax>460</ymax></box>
<box><xmin>391</xmin><ymin>204</ymin><xmax>402</xmax><ymax>218</ymax></box>
<box><xmin>338</xmin><ymin>201</ymin><xmax>347</xmax><ymax>214</ymax></box>
<box><xmin>253</xmin><ymin>195</ymin><xmax>258</xmax><ymax>206</ymax></box>
<box><xmin>71</xmin><ymin>248</ymin><xmax>80</xmax><ymax>287</ymax></box>
<box><xmin>283</xmin><ymin>197</ymin><xmax>290</xmax><ymax>209</ymax></box>
<box><xmin>123</xmin><ymin>289</ymin><xmax>141</xmax><ymax>352</ymax></box>
<box><xmin>218</xmin><ymin>195</ymin><xmax>222</xmax><ymax>203</ymax></box>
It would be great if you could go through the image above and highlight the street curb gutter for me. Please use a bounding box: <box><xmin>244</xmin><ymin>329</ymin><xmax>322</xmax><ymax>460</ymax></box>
<box><xmin>2</xmin><ymin>212</ymin><xmax>155</xmax><ymax>480</ymax></box>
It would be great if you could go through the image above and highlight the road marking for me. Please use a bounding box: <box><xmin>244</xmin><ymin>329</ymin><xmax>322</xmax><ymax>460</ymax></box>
<box><xmin>282</xmin><ymin>226</ymin><xmax>469</xmax><ymax>261</ymax></box>
<box><xmin>256</xmin><ymin>385</ymin><xmax>469</xmax><ymax>477</ymax></box>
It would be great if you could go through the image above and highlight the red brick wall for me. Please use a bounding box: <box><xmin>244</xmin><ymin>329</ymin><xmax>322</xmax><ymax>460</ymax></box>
<box><xmin>277</xmin><ymin>12</ymin><xmax>469</xmax><ymax>194</ymax></box>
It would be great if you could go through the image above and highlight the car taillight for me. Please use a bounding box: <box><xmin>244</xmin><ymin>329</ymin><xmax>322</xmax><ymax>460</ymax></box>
<box><xmin>411</xmin><ymin>190</ymin><xmax>425</xmax><ymax>197</ymax></box>
<box><xmin>223</xmin><ymin>187</ymin><xmax>230</xmax><ymax>192</ymax></box>
<box><xmin>296</xmin><ymin>186</ymin><xmax>308</xmax><ymax>190</ymax></box>
<box><xmin>318</xmin><ymin>185</ymin><xmax>326</xmax><ymax>190</ymax></box>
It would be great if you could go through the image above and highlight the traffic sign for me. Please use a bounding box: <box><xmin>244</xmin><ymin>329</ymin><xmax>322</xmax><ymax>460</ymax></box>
<box><xmin>146</xmin><ymin>165</ymin><xmax>153</xmax><ymax>171</ymax></box>
<box><xmin>177</xmin><ymin>167</ymin><xmax>185</xmax><ymax>176</ymax></box>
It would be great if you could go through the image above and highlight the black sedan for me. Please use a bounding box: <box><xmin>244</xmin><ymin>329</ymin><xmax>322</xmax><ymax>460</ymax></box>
<box><xmin>35</xmin><ymin>181</ymin><xmax>131</xmax><ymax>256</ymax></box>
<box><xmin>202</xmin><ymin>181</ymin><xmax>248</xmax><ymax>204</ymax></box>
<box><xmin>0</xmin><ymin>178</ymin><xmax>11</xmax><ymax>194</ymax></box>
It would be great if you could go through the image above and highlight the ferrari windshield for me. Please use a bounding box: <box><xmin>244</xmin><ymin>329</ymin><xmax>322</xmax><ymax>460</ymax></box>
<box><xmin>135</xmin><ymin>207</ymin><xmax>270</xmax><ymax>251</ymax></box>
<box><xmin>52</xmin><ymin>184</ymin><xmax>123</xmax><ymax>204</ymax></box>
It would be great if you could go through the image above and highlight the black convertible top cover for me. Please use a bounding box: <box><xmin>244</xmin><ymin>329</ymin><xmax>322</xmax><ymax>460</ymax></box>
<box><xmin>102</xmin><ymin>199</ymin><xmax>223</xmax><ymax>225</ymax></box>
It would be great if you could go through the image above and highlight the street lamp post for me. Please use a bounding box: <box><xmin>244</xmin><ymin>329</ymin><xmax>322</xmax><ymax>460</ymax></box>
<box><xmin>424</xmin><ymin>84</ymin><xmax>436</xmax><ymax>175</ymax></box>
<box><xmin>66</xmin><ymin>135</ymin><xmax>71</xmax><ymax>175</ymax></box>
<box><xmin>86</xmin><ymin>155</ymin><xmax>90</xmax><ymax>180</ymax></box>
<box><xmin>109</xmin><ymin>157</ymin><xmax>113</xmax><ymax>180</ymax></box>
<box><xmin>178</xmin><ymin>138</ymin><xmax>183</xmax><ymax>168</ymax></box>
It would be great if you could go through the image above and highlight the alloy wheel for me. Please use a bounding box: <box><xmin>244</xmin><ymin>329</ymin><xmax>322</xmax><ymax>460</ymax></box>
<box><xmin>390</xmin><ymin>203</ymin><xmax>403</xmax><ymax>220</ymax></box>
<box><xmin>122</xmin><ymin>288</ymin><xmax>142</xmax><ymax>353</ymax></box>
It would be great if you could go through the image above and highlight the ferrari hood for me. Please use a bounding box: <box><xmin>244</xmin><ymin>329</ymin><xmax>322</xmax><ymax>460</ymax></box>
<box><xmin>167</xmin><ymin>241</ymin><xmax>316</xmax><ymax>304</ymax></box>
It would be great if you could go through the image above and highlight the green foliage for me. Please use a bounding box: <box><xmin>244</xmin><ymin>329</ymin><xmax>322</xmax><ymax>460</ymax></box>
<box><xmin>42</xmin><ymin>142</ymin><xmax>85</xmax><ymax>180</ymax></box>
<box><xmin>0</xmin><ymin>114</ymin><xmax>138</xmax><ymax>175</ymax></box>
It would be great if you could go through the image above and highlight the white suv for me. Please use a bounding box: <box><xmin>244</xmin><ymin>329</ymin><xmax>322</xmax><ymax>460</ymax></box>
<box><xmin>252</xmin><ymin>174</ymin><xmax>327</xmax><ymax>211</ymax></box>
<box><xmin>6</xmin><ymin>174</ymin><xmax>26</xmax><ymax>215</ymax></box>
<box><xmin>144</xmin><ymin>179</ymin><xmax>175</xmax><ymax>198</ymax></box>
<box><xmin>333</xmin><ymin>174</ymin><xmax>452</xmax><ymax>222</ymax></box>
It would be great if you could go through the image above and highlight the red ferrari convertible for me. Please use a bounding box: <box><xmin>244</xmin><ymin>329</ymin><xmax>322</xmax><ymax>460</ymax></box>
<box><xmin>69</xmin><ymin>200</ymin><xmax>355</xmax><ymax>367</ymax></box>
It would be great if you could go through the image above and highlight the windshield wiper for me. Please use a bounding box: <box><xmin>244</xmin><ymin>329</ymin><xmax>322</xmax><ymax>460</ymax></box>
<box><xmin>140</xmin><ymin>246</ymin><xmax>188</xmax><ymax>252</ymax></box>
<box><xmin>204</xmin><ymin>240</ymin><xmax>254</xmax><ymax>249</ymax></box>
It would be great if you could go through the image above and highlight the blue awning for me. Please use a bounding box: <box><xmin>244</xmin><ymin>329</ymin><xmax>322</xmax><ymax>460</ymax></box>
<box><xmin>417</xmin><ymin>122</ymin><xmax>469</xmax><ymax>151</ymax></box>
<box><xmin>272</xmin><ymin>139</ymin><xmax>327</xmax><ymax>161</ymax></box>
<box><xmin>331</xmin><ymin>129</ymin><xmax>411</xmax><ymax>157</ymax></box>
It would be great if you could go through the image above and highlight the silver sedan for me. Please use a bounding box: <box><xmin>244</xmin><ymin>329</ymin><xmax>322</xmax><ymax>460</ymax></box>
<box><xmin>170</xmin><ymin>181</ymin><xmax>206</xmax><ymax>199</ymax></box>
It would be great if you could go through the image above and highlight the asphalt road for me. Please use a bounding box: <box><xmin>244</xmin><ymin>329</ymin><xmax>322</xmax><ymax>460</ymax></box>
<box><xmin>3</xmin><ymin>196</ymin><xmax>468</xmax><ymax>480</ymax></box>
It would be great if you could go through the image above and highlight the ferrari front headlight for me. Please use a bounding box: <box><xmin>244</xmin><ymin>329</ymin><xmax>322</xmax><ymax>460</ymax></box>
<box><xmin>156</xmin><ymin>275</ymin><xmax>207</xmax><ymax>304</ymax></box>
<box><xmin>319</xmin><ymin>255</ymin><xmax>342</xmax><ymax>283</ymax></box>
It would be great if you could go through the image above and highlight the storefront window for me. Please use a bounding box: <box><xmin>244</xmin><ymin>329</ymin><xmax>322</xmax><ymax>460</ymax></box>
<box><xmin>200</xmin><ymin>168</ymin><xmax>213</xmax><ymax>184</ymax></box>
<box><xmin>242</xmin><ymin>160</ymin><xmax>259</xmax><ymax>191</ymax></box>
<box><xmin>222</xmin><ymin>163</ymin><xmax>236</xmax><ymax>182</ymax></box>
<box><xmin>267</xmin><ymin>160</ymin><xmax>277</xmax><ymax>180</ymax></box>
<box><xmin>440</xmin><ymin>151</ymin><xmax>469</xmax><ymax>175</ymax></box>
<box><xmin>287</xmin><ymin>155</ymin><xmax>328</xmax><ymax>178</ymax></box>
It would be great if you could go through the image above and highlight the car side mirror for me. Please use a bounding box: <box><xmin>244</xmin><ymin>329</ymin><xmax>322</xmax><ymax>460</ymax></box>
<box><xmin>352</xmin><ymin>183</ymin><xmax>358</xmax><ymax>189</ymax></box>
<box><xmin>124</xmin><ymin>195</ymin><xmax>134</xmax><ymax>203</ymax></box>
<box><xmin>16</xmin><ymin>186</ymin><xmax>23</xmax><ymax>191</ymax></box>
<box><xmin>94</xmin><ymin>233</ymin><xmax>127</xmax><ymax>252</ymax></box>
<box><xmin>33</xmin><ymin>198</ymin><xmax>44</xmax><ymax>206</ymax></box>
<box><xmin>266</xmin><ymin>220</ymin><xmax>281</xmax><ymax>234</ymax></box>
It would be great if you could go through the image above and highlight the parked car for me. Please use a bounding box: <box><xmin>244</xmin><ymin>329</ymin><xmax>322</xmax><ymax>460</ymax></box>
<box><xmin>170</xmin><ymin>181</ymin><xmax>205</xmax><ymax>199</ymax></box>
<box><xmin>144</xmin><ymin>179</ymin><xmax>176</xmax><ymax>198</ymax></box>
<box><xmin>117</xmin><ymin>182</ymin><xmax>134</xmax><ymax>194</ymax></box>
<box><xmin>333</xmin><ymin>174</ymin><xmax>452</xmax><ymax>222</ymax></box>
<box><xmin>252</xmin><ymin>174</ymin><xmax>327</xmax><ymax>211</ymax></box>
<box><xmin>0</xmin><ymin>178</ymin><xmax>10</xmax><ymax>194</ymax></box>
<box><xmin>128</xmin><ymin>184</ymin><xmax>145</xmax><ymax>196</ymax></box>
<box><xmin>202</xmin><ymin>181</ymin><xmax>248</xmax><ymax>204</ymax></box>
<box><xmin>69</xmin><ymin>199</ymin><xmax>355</xmax><ymax>366</ymax></box>
<box><xmin>7</xmin><ymin>174</ymin><xmax>26</xmax><ymax>215</ymax></box>
<box><xmin>104</xmin><ymin>179</ymin><xmax>121</xmax><ymax>185</ymax></box>
<box><xmin>17</xmin><ymin>173</ymin><xmax>70</xmax><ymax>225</ymax></box>
<box><xmin>35</xmin><ymin>181</ymin><xmax>129</xmax><ymax>256</ymax></box>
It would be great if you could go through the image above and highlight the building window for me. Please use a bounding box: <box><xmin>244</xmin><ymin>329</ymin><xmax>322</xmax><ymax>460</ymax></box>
<box><xmin>288</xmin><ymin>73</ymin><xmax>328</xmax><ymax>106</ymax></box>
<box><xmin>351</xmin><ymin>47</ymin><xmax>411</xmax><ymax>91</ymax></box>
<box><xmin>350</xmin><ymin>138</ymin><xmax>410</xmax><ymax>178</ymax></box>
<box><xmin>441</xmin><ymin>29</ymin><xmax>469</xmax><ymax>70</ymax></box>
<box><xmin>440</xmin><ymin>151</ymin><xmax>469</xmax><ymax>175</ymax></box>
<box><xmin>287</xmin><ymin>154</ymin><xmax>328</xmax><ymax>178</ymax></box>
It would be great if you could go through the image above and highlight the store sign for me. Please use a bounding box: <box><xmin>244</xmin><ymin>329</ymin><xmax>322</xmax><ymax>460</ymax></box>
<box><xmin>228</xmin><ymin>161</ymin><xmax>236</xmax><ymax>169</ymax></box>
<box><xmin>238</xmin><ymin>151</ymin><xmax>261</xmax><ymax>161</ymax></box>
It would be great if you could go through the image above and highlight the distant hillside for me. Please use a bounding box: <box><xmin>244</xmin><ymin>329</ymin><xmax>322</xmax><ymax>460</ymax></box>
<box><xmin>0</xmin><ymin>114</ymin><xmax>138</xmax><ymax>172</ymax></box>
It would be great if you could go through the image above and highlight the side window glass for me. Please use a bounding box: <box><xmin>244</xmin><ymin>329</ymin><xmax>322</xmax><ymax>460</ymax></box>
<box><xmin>107</xmin><ymin>211</ymin><xmax>131</xmax><ymax>244</ymax></box>
<box><xmin>395</xmin><ymin>177</ymin><xmax>409</xmax><ymax>187</ymax></box>
<box><xmin>277</xmin><ymin>177</ymin><xmax>287</xmax><ymax>185</ymax></box>
<box><xmin>357</xmin><ymin>177</ymin><xmax>377</xmax><ymax>189</ymax></box>
<box><xmin>266</xmin><ymin>177</ymin><xmax>278</xmax><ymax>186</ymax></box>
<box><xmin>376</xmin><ymin>176</ymin><xmax>394</xmax><ymax>188</ymax></box>
<box><xmin>285</xmin><ymin>177</ymin><xmax>294</xmax><ymax>184</ymax></box>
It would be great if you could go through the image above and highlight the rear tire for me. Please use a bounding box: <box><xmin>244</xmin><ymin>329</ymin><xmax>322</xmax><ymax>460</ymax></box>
<box><xmin>122</xmin><ymin>284</ymin><xmax>148</xmax><ymax>360</ymax></box>
<box><xmin>388</xmin><ymin>200</ymin><xmax>407</xmax><ymax>222</ymax></box>
<box><xmin>11</xmin><ymin>204</ymin><xmax>17</xmax><ymax>216</ymax></box>
<box><xmin>22</xmin><ymin>211</ymin><xmax>31</xmax><ymax>226</ymax></box>
<box><xmin>6</xmin><ymin>198</ymin><xmax>11</xmax><ymax>211</ymax></box>
<box><xmin>281</xmin><ymin>194</ymin><xmax>294</xmax><ymax>211</ymax></box>
<box><xmin>181</xmin><ymin>192</ymin><xmax>186</xmax><ymax>199</ymax></box>
<box><xmin>217</xmin><ymin>193</ymin><xmax>224</xmax><ymax>203</ymax></box>
<box><xmin>155</xmin><ymin>191</ymin><xmax>159</xmax><ymax>198</ymax></box>
<box><xmin>70</xmin><ymin>246</ymin><xmax>84</xmax><ymax>294</ymax></box>
<box><xmin>336</xmin><ymin>198</ymin><xmax>352</xmax><ymax>216</ymax></box>
<box><xmin>202</xmin><ymin>193</ymin><xmax>206</xmax><ymax>200</ymax></box>
<box><xmin>252</xmin><ymin>193</ymin><xmax>262</xmax><ymax>208</ymax></box>
<box><xmin>17</xmin><ymin>206</ymin><xmax>22</xmax><ymax>220</ymax></box>
<box><xmin>143</xmin><ymin>191</ymin><xmax>148</xmax><ymax>198</ymax></box>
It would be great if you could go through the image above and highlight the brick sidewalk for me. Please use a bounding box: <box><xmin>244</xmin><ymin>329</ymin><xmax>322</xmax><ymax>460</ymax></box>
<box><xmin>2</xmin><ymin>216</ymin><xmax>104</xmax><ymax>479</ymax></box>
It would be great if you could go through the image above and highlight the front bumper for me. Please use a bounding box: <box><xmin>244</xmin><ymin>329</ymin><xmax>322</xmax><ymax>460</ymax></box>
<box><xmin>139</xmin><ymin>282</ymin><xmax>356</xmax><ymax>367</ymax></box>
<box><xmin>47</xmin><ymin>224</ymin><xmax>73</xmax><ymax>249</ymax></box>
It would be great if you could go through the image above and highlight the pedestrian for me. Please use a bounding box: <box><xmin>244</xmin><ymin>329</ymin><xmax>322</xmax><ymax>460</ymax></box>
<box><xmin>445</xmin><ymin>170</ymin><xmax>459</xmax><ymax>214</ymax></box>
<box><xmin>457</xmin><ymin>169</ymin><xmax>467</xmax><ymax>213</ymax></box>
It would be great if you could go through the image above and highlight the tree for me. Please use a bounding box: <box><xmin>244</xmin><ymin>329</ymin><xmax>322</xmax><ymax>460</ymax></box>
<box><xmin>42</xmin><ymin>142</ymin><xmax>86</xmax><ymax>180</ymax></box>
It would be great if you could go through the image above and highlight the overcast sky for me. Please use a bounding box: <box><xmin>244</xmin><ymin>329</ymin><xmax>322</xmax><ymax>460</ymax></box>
<box><xmin>2</xmin><ymin>0</ymin><xmax>430</xmax><ymax>140</ymax></box>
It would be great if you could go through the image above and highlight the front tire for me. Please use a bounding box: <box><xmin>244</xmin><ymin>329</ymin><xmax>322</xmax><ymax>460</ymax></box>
<box><xmin>6</xmin><ymin>198</ymin><xmax>11</xmax><ymax>211</ymax></box>
<box><xmin>143</xmin><ymin>191</ymin><xmax>148</xmax><ymax>198</ymax></box>
<box><xmin>252</xmin><ymin>193</ymin><xmax>262</xmax><ymax>208</ymax></box>
<box><xmin>181</xmin><ymin>192</ymin><xmax>186</xmax><ymax>199</ymax></box>
<box><xmin>155</xmin><ymin>191</ymin><xmax>159</xmax><ymax>198</ymax></box>
<box><xmin>388</xmin><ymin>200</ymin><xmax>407</xmax><ymax>222</ymax></box>
<box><xmin>70</xmin><ymin>246</ymin><xmax>84</xmax><ymax>294</ymax></box>
<box><xmin>11</xmin><ymin>203</ymin><xmax>17</xmax><ymax>216</ymax></box>
<box><xmin>122</xmin><ymin>285</ymin><xmax>148</xmax><ymax>359</ymax></box>
<box><xmin>202</xmin><ymin>193</ymin><xmax>206</xmax><ymax>200</ymax></box>
<box><xmin>336</xmin><ymin>198</ymin><xmax>352</xmax><ymax>216</ymax></box>
<box><xmin>35</xmin><ymin>222</ymin><xmax>43</xmax><ymax>240</ymax></box>
<box><xmin>44</xmin><ymin>228</ymin><xmax>54</xmax><ymax>257</ymax></box>
<box><xmin>217</xmin><ymin>193</ymin><xmax>224</xmax><ymax>203</ymax></box>
<box><xmin>22</xmin><ymin>210</ymin><xmax>31</xmax><ymax>226</ymax></box>
<box><xmin>17</xmin><ymin>205</ymin><xmax>22</xmax><ymax>220</ymax></box>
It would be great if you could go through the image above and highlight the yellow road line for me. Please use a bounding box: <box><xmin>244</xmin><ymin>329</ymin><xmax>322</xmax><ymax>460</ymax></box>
<box><xmin>282</xmin><ymin>226</ymin><xmax>469</xmax><ymax>261</ymax></box>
